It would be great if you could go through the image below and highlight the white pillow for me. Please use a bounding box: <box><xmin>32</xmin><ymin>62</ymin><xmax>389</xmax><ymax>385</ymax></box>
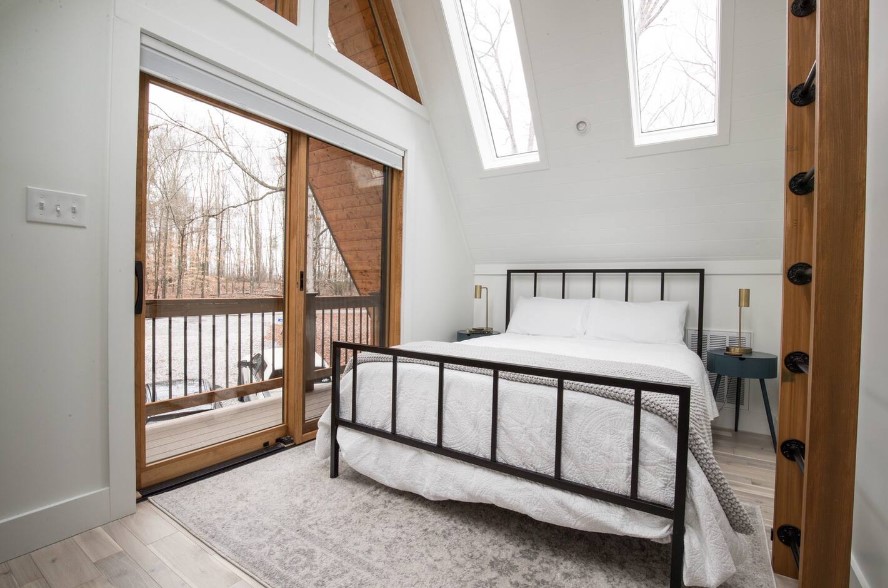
<box><xmin>583</xmin><ymin>298</ymin><xmax>688</xmax><ymax>345</ymax></box>
<box><xmin>506</xmin><ymin>297</ymin><xmax>589</xmax><ymax>337</ymax></box>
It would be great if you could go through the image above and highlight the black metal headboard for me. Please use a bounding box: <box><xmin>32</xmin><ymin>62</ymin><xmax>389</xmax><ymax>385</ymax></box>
<box><xmin>505</xmin><ymin>269</ymin><xmax>706</xmax><ymax>358</ymax></box>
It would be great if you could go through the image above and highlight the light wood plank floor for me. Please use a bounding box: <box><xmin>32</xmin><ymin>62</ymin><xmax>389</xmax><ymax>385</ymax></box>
<box><xmin>711</xmin><ymin>427</ymin><xmax>776</xmax><ymax>530</ymax></box>
<box><xmin>1</xmin><ymin>501</ymin><xmax>262</xmax><ymax>588</ymax></box>
<box><xmin>3</xmin><ymin>427</ymin><xmax>797</xmax><ymax>588</ymax></box>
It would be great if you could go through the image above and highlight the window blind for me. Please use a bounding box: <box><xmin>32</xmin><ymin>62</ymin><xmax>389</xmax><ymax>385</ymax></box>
<box><xmin>140</xmin><ymin>35</ymin><xmax>405</xmax><ymax>170</ymax></box>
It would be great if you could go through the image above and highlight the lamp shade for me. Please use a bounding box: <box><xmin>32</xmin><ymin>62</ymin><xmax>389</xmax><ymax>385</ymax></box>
<box><xmin>738</xmin><ymin>288</ymin><xmax>750</xmax><ymax>308</ymax></box>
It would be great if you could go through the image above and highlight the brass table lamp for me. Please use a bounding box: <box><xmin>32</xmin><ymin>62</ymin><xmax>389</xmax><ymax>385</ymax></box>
<box><xmin>469</xmin><ymin>284</ymin><xmax>493</xmax><ymax>334</ymax></box>
<box><xmin>726</xmin><ymin>288</ymin><xmax>752</xmax><ymax>356</ymax></box>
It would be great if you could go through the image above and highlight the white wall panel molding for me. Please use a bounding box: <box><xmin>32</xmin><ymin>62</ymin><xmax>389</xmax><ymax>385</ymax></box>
<box><xmin>475</xmin><ymin>259</ymin><xmax>782</xmax><ymax>277</ymax></box>
<box><xmin>0</xmin><ymin>488</ymin><xmax>110</xmax><ymax>563</ymax></box>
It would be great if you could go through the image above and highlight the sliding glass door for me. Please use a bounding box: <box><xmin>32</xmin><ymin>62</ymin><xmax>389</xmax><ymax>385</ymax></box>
<box><xmin>135</xmin><ymin>76</ymin><xmax>298</xmax><ymax>489</ymax></box>
<box><xmin>134</xmin><ymin>74</ymin><xmax>401</xmax><ymax>488</ymax></box>
<box><xmin>301</xmin><ymin>138</ymin><xmax>389</xmax><ymax>433</ymax></box>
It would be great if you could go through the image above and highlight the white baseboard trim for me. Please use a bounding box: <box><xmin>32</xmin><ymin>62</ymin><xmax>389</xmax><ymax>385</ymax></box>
<box><xmin>0</xmin><ymin>487</ymin><xmax>110</xmax><ymax>562</ymax></box>
<box><xmin>851</xmin><ymin>554</ymin><xmax>871</xmax><ymax>588</ymax></box>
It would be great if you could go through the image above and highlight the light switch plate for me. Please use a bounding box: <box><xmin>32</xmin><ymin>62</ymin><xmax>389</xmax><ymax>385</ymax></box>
<box><xmin>26</xmin><ymin>187</ymin><xmax>87</xmax><ymax>228</ymax></box>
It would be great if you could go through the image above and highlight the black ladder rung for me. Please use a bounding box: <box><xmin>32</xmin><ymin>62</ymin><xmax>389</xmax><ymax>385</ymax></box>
<box><xmin>790</xmin><ymin>0</ymin><xmax>816</xmax><ymax>17</ymax></box>
<box><xmin>780</xmin><ymin>439</ymin><xmax>806</xmax><ymax>473</ymax></box>
<box><xmin>789</xmin><ymin>63</ymin><xmax>816</xmax><ymax>106</ymax></box>
<box><xmin>784</xmin><ymin>351</ymin><xmax>809</xmax><ymax>374</ymax></box>
<box><xmin>777</xmin><ymin>525</ymin><xmax>802</xmax><ymax>568</ymax></box>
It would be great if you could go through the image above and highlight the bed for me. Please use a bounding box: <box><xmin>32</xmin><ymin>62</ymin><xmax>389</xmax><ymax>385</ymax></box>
<box><xmin>316</xmin><ymin>269</ymin><xmax>754</xmax><ymax>587</ymax></box>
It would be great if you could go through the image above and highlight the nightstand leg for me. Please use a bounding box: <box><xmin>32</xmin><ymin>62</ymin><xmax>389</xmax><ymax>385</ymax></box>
<box><xmin>712</xmin><ymin>374</ymin><xmax>722</xmax><ymax>401</ymax></box>
<box><xmin>759</xmin><ymin>378</ymin><xmax>777</xmax><ymax>452</ymax></box>
<box><xmin>734</xmin><ymin>378</ymin><xmax>741</xmax><ymax>432</ymax></box>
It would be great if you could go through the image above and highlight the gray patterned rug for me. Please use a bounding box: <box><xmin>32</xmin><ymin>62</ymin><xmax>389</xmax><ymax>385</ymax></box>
<box><xmin>150</xmin><ymin>443</ymin><xmax>774</xmax><ymax>588</ymax></box>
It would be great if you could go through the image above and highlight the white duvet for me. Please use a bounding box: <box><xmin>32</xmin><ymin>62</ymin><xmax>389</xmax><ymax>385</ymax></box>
<box><xmin>316</xmin><ymin>334</ymin><xmax>747</xmax><ymax>587</ymax></box>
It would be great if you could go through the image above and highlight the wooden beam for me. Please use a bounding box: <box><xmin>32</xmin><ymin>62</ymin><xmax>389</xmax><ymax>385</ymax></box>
<box><xmin>798</xmin><ymin>1</ymin><xmax>869</xmax><ymax>584</ymax></box>
<box><xmin>368</xmin><ymin>0</ymin><xmax>422</xmax><ymax>103</ymax></box>
<box><xmin>772</xmin><ymin>1</ymin><xmax>816</xmax><ymax>577</ymax></box>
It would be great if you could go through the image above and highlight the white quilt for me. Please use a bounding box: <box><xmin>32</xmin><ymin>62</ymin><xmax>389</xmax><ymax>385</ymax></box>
<box><xmin>316</xmin><ymin>334</ymin><xmax>746</xmax><ymax>587</ymax></box>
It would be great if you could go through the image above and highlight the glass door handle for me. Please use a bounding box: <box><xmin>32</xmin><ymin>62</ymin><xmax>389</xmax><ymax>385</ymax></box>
<box><xmin>135</xmin><ymin>260</ymin><xmax>144</xmax><ymax>315</ymax></box>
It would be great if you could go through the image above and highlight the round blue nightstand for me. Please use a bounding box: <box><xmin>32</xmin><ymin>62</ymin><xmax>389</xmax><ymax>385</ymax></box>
<box><xmin>457</xmin><ymin>329</ymin><xmax>501</xmax><ymax>342</ymax></box>
<box><xmin>707</xmin><ymin>349</ymin><xmax>778</xmax><ymax>451</ymax></box>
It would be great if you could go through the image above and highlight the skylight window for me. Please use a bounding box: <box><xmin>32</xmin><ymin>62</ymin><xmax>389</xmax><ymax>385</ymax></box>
<box><xmin>441</xmin><ymin>0</ymin><xmax>540</xmax><ymax>169</ymax></box>
<box><xmin>623</xmin><ymin>0</ymin><xmax>723</xmax><ymax>146</ymax></box>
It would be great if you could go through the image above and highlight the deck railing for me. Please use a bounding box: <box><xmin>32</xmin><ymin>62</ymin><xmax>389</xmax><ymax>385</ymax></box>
<box><xmin>144</xmin><ymin>297</ymin><xmax>285</xmax><ymax>418</ymax></box>
<box><xmin>304</xmin><ymin>293</ymin><xmax>381</xmax><ymax>385</ymax></box>
<box><xmin>143</xmin><ymin>293</ymin><xmax>380</xmax><ymax>419</ymax></box>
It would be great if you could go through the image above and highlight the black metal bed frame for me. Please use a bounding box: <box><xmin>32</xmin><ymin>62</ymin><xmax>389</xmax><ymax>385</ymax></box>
<box><xmin>329</xmin><ymin>269</ymin><xmax>706</xmax><ymax>588</ymax></box>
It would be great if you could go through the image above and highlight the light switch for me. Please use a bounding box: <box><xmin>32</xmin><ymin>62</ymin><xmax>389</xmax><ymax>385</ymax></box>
<box><xmin>26</xmin><ymin>187</ymin><xmax>87</xmax><ymax>228</ymax></box>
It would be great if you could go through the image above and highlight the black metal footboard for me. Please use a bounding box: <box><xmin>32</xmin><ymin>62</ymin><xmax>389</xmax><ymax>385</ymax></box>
<box><xmin>329</xmin><ymin>341</ymin><xmax>692</xmax><ymax>588</ymax></box>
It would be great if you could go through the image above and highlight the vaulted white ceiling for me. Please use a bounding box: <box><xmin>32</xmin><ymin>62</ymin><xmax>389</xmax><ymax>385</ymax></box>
<box><xmin>399</xmin><ymin>0</ymin><xmax>786</xmax><ymax>264</ymax></box>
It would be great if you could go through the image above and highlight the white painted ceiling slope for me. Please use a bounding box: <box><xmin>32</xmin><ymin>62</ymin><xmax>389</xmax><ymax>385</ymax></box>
<box><xmin>398</xmin><ymin>0</ymin><xmax>786</xmax><ymax>264</ymax></box>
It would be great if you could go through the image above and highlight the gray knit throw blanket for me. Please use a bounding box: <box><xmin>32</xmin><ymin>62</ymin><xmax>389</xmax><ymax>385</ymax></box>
<box><xmin>347</xmin><ymin>341</ymin><xmax>754</xmax><ymax>535</ymax></box>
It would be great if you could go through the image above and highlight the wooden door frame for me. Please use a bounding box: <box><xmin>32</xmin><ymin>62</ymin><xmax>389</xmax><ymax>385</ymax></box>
<box><xmin>773</xmin><ymin>1</ymin><xmax>869</xmax><ymax>582</ymax></box>
<box><xmin>294</xmin><ymin>164</ymin><xmax>405</xmax><ymax>444</ymax></box>
<box><xmin>288</xmin><ymin>131</ymin><xmax>311</xmax><ymax>444</ymax></box>
<box><xmin>134</xmin><ymin>74</ymin><xmax>305</xmax><ymax>488</ymax></box>
<box><xmin>386</xmin><ymin>168</ymin><xmax>404</xmax><ymax>346</ymax></box>
<box><xmin>134</xmin><ymin>74</ymin><xmax>405</xmax><ymax>470</ymax></box>
<box><xmin>134</xmin><ymin>73</ymin><xmax>149</xmax><ymax>488</ymax></box>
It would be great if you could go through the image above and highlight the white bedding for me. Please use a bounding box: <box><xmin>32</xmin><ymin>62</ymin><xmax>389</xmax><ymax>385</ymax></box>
<box><xmin>462</xmin><ymin>333</ymin><xmax>720</xmax><ymax>421</ymax></box>
<box><xmin>316</xmin><ymin>334</ymin><xmax>746</xmax><ymax>587</ymax></box>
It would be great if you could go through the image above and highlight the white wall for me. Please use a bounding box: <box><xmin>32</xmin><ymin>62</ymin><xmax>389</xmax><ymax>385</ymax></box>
<box><xmin>0</xmin><ymin>0</ymin><xmax>115</xmax><ymax>557</ymax></box>
<box><xmin>0</xmin><ymin>0</ymin><xmax>472</xmax><ymax>561</ymax></box>
<box><xmin>401</xmin><ymin>0</ymin><xmax>786</xmax><ymax>264</ymax></box>
<box><xmin>399</xmin><ymin>0</ymin><xmax>787</xmax><ymax>434</ymax></box>
<box><xmin>851</xmin><ymin>1</ymin><xmax>888</xmax><ymax>585</ymax></box>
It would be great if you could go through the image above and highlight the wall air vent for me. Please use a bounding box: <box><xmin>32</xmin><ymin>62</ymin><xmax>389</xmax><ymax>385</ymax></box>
<box><xmin>686</xmin><ymin>329</ymin><xmax>754</xmax><ymax>409</ymax></box>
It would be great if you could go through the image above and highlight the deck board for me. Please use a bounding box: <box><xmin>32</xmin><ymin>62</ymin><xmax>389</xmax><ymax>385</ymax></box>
<box><xmin>145</xmin><ymin>387</ymin><xmax>331</xmax><ymax>462</ymax></box>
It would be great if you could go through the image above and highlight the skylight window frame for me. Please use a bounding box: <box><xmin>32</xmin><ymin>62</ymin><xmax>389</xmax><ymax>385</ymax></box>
<box><xmin>440</xmin><ymin>0</ymin><xmax>546</xmax><ymax>172</ymax></box>
<box><xmin>621</xmin><ymin>0</ymin><xmax>734</xmax><ymax>154</ymax></box>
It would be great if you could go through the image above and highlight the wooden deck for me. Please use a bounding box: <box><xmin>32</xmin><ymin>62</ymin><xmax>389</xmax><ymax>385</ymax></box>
<box><xmin>145</xmin><ymin>385</ymin><xmax>331</xmax><ymax>463</ymax></box>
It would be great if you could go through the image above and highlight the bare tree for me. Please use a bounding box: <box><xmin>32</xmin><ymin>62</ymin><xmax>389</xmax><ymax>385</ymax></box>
<box><xmin>462</xmin><ymin>0</ymin><xmax>536</xmax><ymax>157</ymax></box>
<box><xmin>146</xmin><ymin>98</ymin><xmax>357</xmax><ymax>300</ymax></box>
<box><xmin>631</xmin><ymin>0</ymin><xmax>717</xmax><ymax>132</ymax></box>
<box><xmin>635</xmin><ymin>0</ymin><xmax>671</xmax><ymax>34</ymax></box>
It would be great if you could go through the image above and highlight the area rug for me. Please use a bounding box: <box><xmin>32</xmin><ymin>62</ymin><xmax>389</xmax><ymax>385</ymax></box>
<box><xmin>149</xmin><ymin>443</ymin><xmax>775</xmax><ymax>588</ymax></box>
